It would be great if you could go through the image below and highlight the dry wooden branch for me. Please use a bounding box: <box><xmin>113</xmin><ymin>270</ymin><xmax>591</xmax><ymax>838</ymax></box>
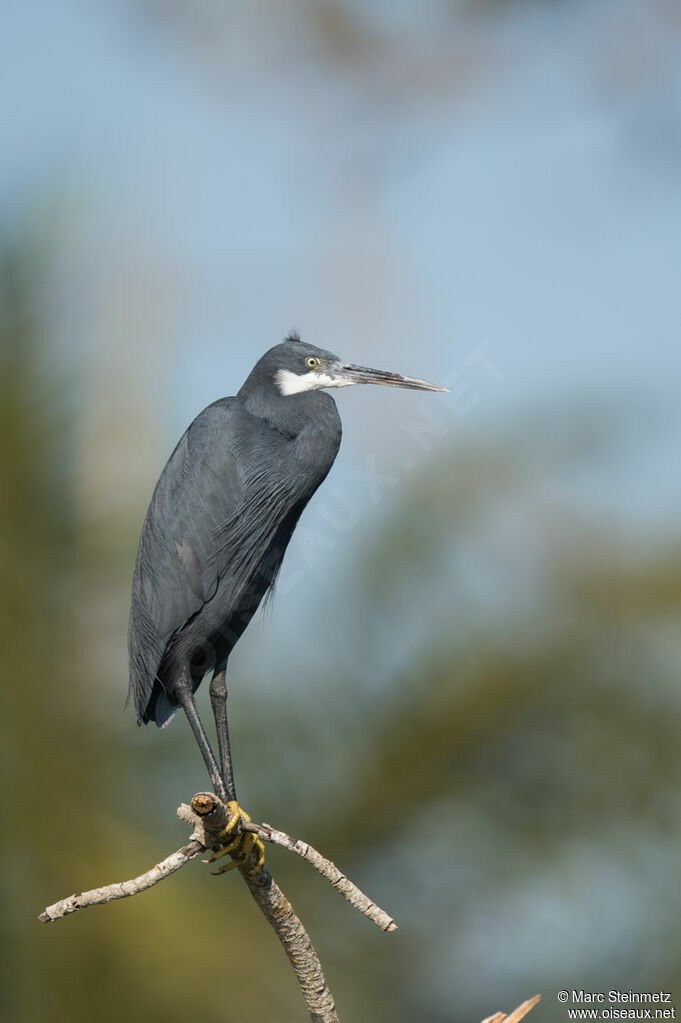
<box><xmin>38</xmin><ymin>840</ymin><xmax>204</xmax><ymax>922</ymax></box>
<box><xmin>179</xmin><ymin>793</ymin><xmax>341</xmax><ymax>1020</ymax></box>
<box><xmin>38</xmin><ymin>792</ymin><xmax>398</xmax><ymax>1023</ymax></box>
<box><xmin>480</xmin><ymin>994</ymin><xmax>542</xmax><ymax>1023</ymax></box>
<box><xmin>242</xmin><ymin>820</ymin><xmax>397</xmax><ymax>932</ymax></box>
<box><xmin>241</xmin><ymin>865</ymin><xmax>339</xmax><ymax>1023</ymax></box>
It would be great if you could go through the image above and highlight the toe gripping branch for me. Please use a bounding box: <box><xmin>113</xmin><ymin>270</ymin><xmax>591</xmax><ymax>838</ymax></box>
<box><xmin>203</xmin><ymin>800</ymin><xmax>266</xmax><ymax>876</ymax></box>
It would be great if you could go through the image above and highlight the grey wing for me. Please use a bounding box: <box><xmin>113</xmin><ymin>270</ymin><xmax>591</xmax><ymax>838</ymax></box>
<box><xmin>128</xmin><ymin>400</ymin><xmax>244</xmax><ymax>722</ymax></box>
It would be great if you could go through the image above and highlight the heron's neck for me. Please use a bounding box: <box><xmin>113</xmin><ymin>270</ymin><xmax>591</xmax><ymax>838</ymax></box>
<box><xmin>238</xmin><ymin>385</ymin><xmax>342</xmax><ymax>473</ymax></box>
<box><xmin>239</xmin><ymin>382</ymin><xmax>324</xmax><ymax>432</ymax></box>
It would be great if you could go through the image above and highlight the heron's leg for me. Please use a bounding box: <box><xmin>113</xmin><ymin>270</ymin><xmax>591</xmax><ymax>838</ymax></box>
<box><xmin>209</xmin><ymin>669</ymin><xmax>237</xmax><ymax>802</ymax></box>
<box><xmin>175</xmin><ymin>669</ymin><xmax>228</xmax><ymax>803</ymax></box>
<box><xmin>205</xmin><ymin>668</ymin><xmax>266</xmax><ymax>875</ymax></box>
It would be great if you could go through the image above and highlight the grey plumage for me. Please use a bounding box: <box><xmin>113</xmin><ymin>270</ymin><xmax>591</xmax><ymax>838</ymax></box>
<box><xmin>127</xmin><ymin>335</ymin><xmax>445</xmax><ymax>800</ymax></box>
<box><xmin>129</xmin><ymin>341</ymin><xmax>341</xmax><ymax>726</ymax></box>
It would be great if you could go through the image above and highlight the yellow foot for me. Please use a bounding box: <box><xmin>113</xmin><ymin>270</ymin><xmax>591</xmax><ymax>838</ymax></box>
<box><xmin>207</xmin><ymin>801</ymin><xmax>266</xmax><ymax>876</ymax></box>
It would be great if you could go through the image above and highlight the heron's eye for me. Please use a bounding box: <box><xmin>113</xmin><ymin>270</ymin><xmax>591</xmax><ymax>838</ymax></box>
<box><xmin>306</xmin><ymin>357</ymin><xmax>320</xmax><ymax>369</ymax></box>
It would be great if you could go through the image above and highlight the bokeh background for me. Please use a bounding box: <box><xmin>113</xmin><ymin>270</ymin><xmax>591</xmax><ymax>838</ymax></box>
<box><xmin>2</xmin><ymin>2</ymin><xmax>681</xmax><ymax>1021</ymax></box>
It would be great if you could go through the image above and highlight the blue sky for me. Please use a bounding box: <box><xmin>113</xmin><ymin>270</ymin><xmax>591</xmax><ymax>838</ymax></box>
<box><xmin>3</xmin><ymin>0</ymin><xmax>680</xmax><ymax>538</ymax></box>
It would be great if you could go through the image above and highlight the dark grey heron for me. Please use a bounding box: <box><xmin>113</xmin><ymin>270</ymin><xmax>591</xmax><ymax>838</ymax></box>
<box><xmin>128</xmin><ymin>335</ymin><xmax>446</xmax><ymax>860</ymax></box>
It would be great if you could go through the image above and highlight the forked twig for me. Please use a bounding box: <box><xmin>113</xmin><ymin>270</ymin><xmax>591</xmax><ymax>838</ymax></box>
<box><xmin>38</xmin><ymin>792</ymin><xmax>395</xmax><ymax>1023</ymax></box>
<box><xmin>38</xmin><ymin>792</ymin><xmax>537</xmax><ymax>1023</ymax></box>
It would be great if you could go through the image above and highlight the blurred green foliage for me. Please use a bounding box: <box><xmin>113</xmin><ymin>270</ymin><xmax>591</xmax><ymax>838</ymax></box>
<box><xmin>2</xmin><ymin>226</ymin><xmax>681</xmax><ymax>1023</ymax></box>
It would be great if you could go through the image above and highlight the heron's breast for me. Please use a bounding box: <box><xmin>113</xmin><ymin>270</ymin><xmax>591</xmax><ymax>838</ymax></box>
<box><xmin>291</xmin><ymin>398</ymin><xmax>342</xmax><ymax>481</ymax></box>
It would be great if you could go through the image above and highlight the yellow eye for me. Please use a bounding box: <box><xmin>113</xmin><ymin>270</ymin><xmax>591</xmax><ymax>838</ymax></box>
<box><xmin>306</xmin><ymin>356</ymin><xmax>320</xmax><ymax>369</ymax></box>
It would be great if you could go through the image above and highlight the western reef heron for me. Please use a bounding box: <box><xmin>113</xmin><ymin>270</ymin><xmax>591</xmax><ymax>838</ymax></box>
<box><xmin>128</xmin><ymin>334</ymin><xmax>446</xmax><ymax>868</ymax></box>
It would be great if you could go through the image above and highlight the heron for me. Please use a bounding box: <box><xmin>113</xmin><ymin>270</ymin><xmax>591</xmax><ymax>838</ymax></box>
<box><xmin>128</xmin><ymin>334</ymin><xmax>446</xmax><ymax>869</ymax></box>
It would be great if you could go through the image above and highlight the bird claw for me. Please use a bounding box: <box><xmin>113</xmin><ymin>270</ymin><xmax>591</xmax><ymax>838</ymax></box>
<box><xmin>206</xmin><ymin>800</ymin><xmax>266</xmax><ymax>876</ymax></box>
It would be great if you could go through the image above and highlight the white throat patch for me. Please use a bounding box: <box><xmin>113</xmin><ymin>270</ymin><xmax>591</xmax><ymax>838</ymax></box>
<box><xmin>276</xmin><ymin>368</ymin><xmax>352</xmax><ymax>396</ymax></box>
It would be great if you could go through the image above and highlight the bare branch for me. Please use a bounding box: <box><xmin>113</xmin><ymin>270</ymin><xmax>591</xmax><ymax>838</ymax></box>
<box><xmin>36</xmin><ymin>789</ymin><xmax>538</xmax><ymax>1023</ymax></box>
<box><xmin>178</xmin><ymin>794</ymin><xmax>396</xmax><ymax>932</ymax></box>
<box><xmin>241</xmin><ymin>865</ymin><xmax>339</xmax><ymax>1023</ymax></box>
<box><xmin>38</xmin><ymin>840</ymin><xmax>203</xmax><ymax>923</ymax></box>
<box><xmin>480</xmin><ymin>995</ymin><xmax>542</xmax><ymax>1023</ymax></box>
<box><xmin>180</xmin><ymin>793</ymin><xmax>342</xmax><ymax>1023</ymax></box>
<box><xmin>243</xmin><ymin>820</ymin><xmax>397</xmax><ymax>933</ymax></box>
<box><xmin>39</xmin><ymin>793</ymin><xmax>367</xmax><ymax>1022</ymax></box>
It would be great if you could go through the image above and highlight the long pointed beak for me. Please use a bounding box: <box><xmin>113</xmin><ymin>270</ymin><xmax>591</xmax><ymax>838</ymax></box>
<box><xmin>332</xmin><ymin>361</ymin><xmax>448</xmax><ymax>392</ymax></box>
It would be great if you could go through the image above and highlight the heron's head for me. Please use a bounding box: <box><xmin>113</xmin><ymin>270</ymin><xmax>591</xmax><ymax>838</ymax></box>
<box><xmin>264</xmin><ymin>334</ymin><xmax>447</xmax><ymax>397</ymax></box>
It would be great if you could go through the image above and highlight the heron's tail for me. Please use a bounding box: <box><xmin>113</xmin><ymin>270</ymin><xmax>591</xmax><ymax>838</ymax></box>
<box><xmin>141</xmin><ymin>682</ymin><xmax>179</xmax><ymax>728</ymax></box>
